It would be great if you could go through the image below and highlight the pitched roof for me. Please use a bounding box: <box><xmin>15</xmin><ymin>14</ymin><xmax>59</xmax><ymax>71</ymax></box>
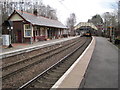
<box><xmin>9</xmin><ymin>10</ymin><xmax>67</xmax><ymax>29</ymax></box>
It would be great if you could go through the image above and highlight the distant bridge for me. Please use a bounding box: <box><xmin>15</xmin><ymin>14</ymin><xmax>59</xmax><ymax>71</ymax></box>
<box><xmin>74</xmin><ymin>22</ymin><xmax>98</xmax><ymax>35</ymax></box>
<box><xmin>74</xmin><ymin>22</ymin><xmax>98</xmax><ymax>30</ymax></box>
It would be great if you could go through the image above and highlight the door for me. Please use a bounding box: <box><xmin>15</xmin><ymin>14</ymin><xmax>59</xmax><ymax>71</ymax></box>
<box><xmin>17</xmin><ymin>30</ymin><xmax>22</xmax><ymax>43</ymax></box>
<box><xmin>33</xmin><ymin>31</ymin><xmax>36</xmax><ymax>41</ymax></box>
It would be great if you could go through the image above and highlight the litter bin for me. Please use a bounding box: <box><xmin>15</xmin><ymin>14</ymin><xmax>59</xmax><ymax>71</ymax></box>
<box><xmin>2</xmin><ymin>35</ymin><xmax>10</xmax><ymax>46</ymax></box>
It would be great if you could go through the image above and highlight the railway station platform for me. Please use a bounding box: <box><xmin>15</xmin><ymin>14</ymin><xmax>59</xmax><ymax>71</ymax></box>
<box><xmin>1</xmin><ymin>36</ymin><xmax>79</xmax><ymax>56</ymax></box>
<box><xmin>51</xmin><ymin>37</ymin><xmax>118</xmax><ymax>89</ymax></box>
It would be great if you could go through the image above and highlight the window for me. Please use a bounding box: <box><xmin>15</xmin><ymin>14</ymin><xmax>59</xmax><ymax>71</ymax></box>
<box><xmin>25</xmin><ymin>30</ymin><xmax>31</xmax><ymax>36</ymax></box>
<box><xmin>24</xmin><ymin>24</ymin><xmax>32</xmax><ymax>37</ymax></box>
<box><xmin>25</xmin><ymin>24</ymin><xmax>30</xmax><ymax>29</ymax></box>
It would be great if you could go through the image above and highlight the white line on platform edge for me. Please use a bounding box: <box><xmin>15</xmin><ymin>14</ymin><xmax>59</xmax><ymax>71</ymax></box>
<box><xmin>51</xmin><ymin>36</ymin><xmax>95</xmax><ymax>89</ymax></box>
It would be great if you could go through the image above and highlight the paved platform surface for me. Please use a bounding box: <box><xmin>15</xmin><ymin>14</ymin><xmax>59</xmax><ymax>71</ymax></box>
<box><xmin>80</xmin><ymin>37</ymin><xmax>118</xmax><ymax>88</ymax></box>
<box><xmin>1</xmin><ymin>36</ymin><xmax>79</xmax><ymax>55</ymax></box>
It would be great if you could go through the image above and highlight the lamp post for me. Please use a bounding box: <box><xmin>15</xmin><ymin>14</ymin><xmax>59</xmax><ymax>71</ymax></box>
<box><xmin>109</xmin><ymin>16</ymin><xmax>115</xmax><ymax>43</ymax></box>
<box><xmin>109</xmin><ymin>25</ymin><xmax>112</xmax><ymax>42</ymax></box>
<box><xmin>8</xmin><ymin>26</ymin><xmax>13</xmax><ymax>48</ymax></box>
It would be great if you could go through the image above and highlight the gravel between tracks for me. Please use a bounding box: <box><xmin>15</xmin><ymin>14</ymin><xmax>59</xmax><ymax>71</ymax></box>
<box><xmin>2</xmin><ymin>37</ymin><xmax>84</xmax><ymax>88</ymax></box>
<box><xmin>20</xmin><ymin>37</ymin><xmax>92</xmax><ymax>89</ymax></box>
<box><xmin>2</xmin><ymin>38</ymin><xmax>81</xmax><ymax>78</ymax></box>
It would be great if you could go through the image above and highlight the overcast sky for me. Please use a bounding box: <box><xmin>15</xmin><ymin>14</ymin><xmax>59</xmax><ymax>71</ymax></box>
<box><xmin>42</xmin><ymin>0</ymin><xmax>117</xmax><ymax>25</ymax></box>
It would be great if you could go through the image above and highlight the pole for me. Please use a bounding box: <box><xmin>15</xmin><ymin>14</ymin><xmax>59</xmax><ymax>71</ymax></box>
<box><xmin>106</xmin><ymin>22</ymin><xmax>107</xmax><ymax>37</ymax></box>
<box><xmin>8</xmin><ymin>26</ymin><xmax>13</xmax><ymax>48</ymax></box>
<box><xmin>112</xmin><ymin>16</ymin><xmax>115</xmax><ymax>44</ymax></box>
<box><xmin>110</xmin><ymin>26</ymin><xmax>112</xmax><ymax>42</ymax></box>
<box><xmin>30</xmin><ymin>24</ymin><xmax>33</xmax><ymax>44</ymax></box>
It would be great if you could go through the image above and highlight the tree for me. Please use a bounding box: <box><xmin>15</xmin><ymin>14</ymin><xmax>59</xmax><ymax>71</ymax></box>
<box><xmin>110</xmin><ymin>1</ymin><xmax>120</xmax><ymax>38</ymax></box>
<box><xmin>45</xmin><ymin>5</ymin><xmax>58</xmax><ymax>20</ymax></box>
<box><xmin>1</xmin><ymin>0</ymin><xmax>58</xmax><ymax>23</ymax></box>
<box><xmin>102</xmin><ymin>11</ymin><xmax>118</xmax><ymax>37</ymax></box>
<box><xmin>66</xmin><ymin>13</ymin><xmax>76</xmax><ymax>35</ymax></box>
<box><xmin>90</xmin><ymin>14</ymin><xmax>103</xmax><ymax>25</ymax></box>
<box><xmin>89</xmin><ymin>14</ymin><xmax>103</xmax><ymax>36</ymax></box>
<box><xmin>118</xmin><ymin>1</ymin><xmax>120</xmax><ymax>34</ymax></box>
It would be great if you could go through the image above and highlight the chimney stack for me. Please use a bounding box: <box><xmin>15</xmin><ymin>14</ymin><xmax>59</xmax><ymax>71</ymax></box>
<box><xmin>33</xmin><ymin>9</ymin><xmax>38</xmax><ymax>16</ymax></box>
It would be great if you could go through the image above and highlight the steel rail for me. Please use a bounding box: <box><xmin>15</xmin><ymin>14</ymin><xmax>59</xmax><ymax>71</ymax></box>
<box><xmin>1</xmin><ymin>38</ymin><xmax>79</xmax><ymax>69</ymax></box>
<box><xmin>17</xmin><ymin>37</ymin><xmax>88</xmax><ymax>90</ymax></box>
<box><xmin>2</xmin><ymin>38</ymin><xmax>83</xmax><ymax>80</ymax></box>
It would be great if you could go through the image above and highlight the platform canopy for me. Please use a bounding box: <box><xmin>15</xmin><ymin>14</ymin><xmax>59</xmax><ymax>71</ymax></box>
<box><xmin>74</xmin><ymin>22</ymin><xmax>98</xmax><ymax>30</ymax></box>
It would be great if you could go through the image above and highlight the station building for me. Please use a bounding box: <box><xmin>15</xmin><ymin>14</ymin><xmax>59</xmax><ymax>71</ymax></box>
<box><xmin>2</xmin><ymin>10</ymin><xmax>67</xmax><ymax>43</ymax></box>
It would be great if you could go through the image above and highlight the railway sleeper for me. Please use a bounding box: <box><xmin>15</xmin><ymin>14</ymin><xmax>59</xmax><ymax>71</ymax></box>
<box><xmin>37</xmin><ymin>79</ymin><xmax>56</xmax><ymax>85</ymax></box>
<box><xmin>60</xmin><ymin>65</ymin><xmax>70</xmax><ymax>69</ymax></box>
<box><xmin>24</xmin><ymin>77</ymin><xmax>54</xmax><ymax>88</ymax></box>
<box><xmin>46</xmin><ymin>71</ymin><xmax>63</xmax><ymax>75</ymax></box>
<box><xmin>29</xmin><ymin>82</ymin><xmax>51</xmax><ymax>88</ymax></box>
<box><xmin>43</xmin><ymin>75</ymin><xmax>60</xmax><ymax>80</ymax></box>
<box><xmin>44</xmin><ymin>73</ymin><xmax>62</xmax><ymax>78</ymax></box>
<box><xmin>53</xmin><ymin>67</ymin><xmax>67</xmax><ymax>71</ymax></box>
<box><xmin>50</xmin><ymin>70</ymin><xmax>65</xmax><ymax>73</ymax></box>
<box><xmin>31</xmin><ymin>78</ymin><xmax>57</xmax><ymax>87</ymax></box>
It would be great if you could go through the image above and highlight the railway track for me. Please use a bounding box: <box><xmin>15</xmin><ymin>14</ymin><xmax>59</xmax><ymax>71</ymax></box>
<box><xmin>2</xmin><ymin>37</ymin><xmax>78</xmax><ymax>68</ymax></box>
<box><xmin>2</xmin><ymin>37</ymin><xmax>86</xmax><ymax>88</ymax></box>
<box><xmin>2</xmin><ymin>37</ymin><xmax>81</xmax><ymax>79</ymax></box>
<box><xmin>17</xmin><ymin>37</ymin><xmax>91</xmax><ymax>89</ymax></box>
<box><xmin>2</xmin><ymin>37</ymin><xmax>80</xmax><ymax>79</ymax></box>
